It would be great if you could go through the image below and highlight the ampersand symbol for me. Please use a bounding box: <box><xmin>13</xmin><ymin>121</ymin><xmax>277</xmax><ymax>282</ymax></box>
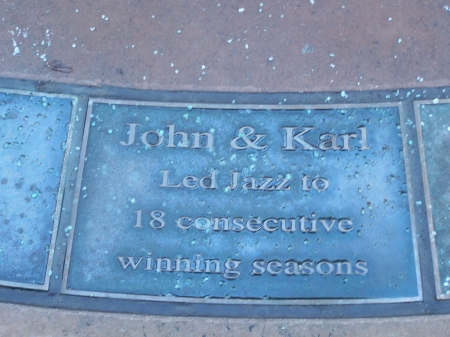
<box><xmin>230</xmin><ymin>126</ymin><xmax>267</xmax><ymax>150</ymax></box>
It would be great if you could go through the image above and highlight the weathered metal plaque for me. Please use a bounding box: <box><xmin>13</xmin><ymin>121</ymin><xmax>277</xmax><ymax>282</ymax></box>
<box><xmin>415</xmin><ymin>99</ymin><xmax>450</xmax><ymax>299</ymax></box>
<box><xmin>0</xmin><ymin>90</ymin><xmax>75</xmax><ymax>290</ymax></box>
<box><xmin>63</xmin><ymin>100</ymin><xmax>421</xmax><ymax>304</ymax></box>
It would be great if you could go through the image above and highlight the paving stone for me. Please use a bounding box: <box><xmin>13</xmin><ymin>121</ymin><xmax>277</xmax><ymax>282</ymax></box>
<box><xmin>0</xmin><ymin>1</ymin><xmax>449</xmax><ymax>92</ymax></box>
<box><xmin>1</xmin><ymin>302</ymin><xmax>450</xmax><ymax>337</ymax></box>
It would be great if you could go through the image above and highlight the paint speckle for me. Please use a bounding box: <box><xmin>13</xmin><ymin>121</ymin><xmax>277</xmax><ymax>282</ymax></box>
<box><xmin>12</xmin><ymin>38</ymin><xmax>19</xmax><ymax>56</ymax></box>
<box><xmin>302</xmin><ymin>44</ymin><xmax>314</xmax><ymax>54</ymax></box>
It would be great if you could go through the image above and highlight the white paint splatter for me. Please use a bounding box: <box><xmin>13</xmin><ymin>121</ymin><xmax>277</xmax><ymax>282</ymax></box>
<box><xmin>12</xmin><ymin>38</ymin><xmax>19</xmax><ymax>56</ymax></box>
<box><xmin>45</xmin><ymin>29</ymin><xmax>51</xmax><ymax>46</ymax></box>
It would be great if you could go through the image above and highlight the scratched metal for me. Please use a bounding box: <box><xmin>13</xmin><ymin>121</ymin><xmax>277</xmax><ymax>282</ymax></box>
<box><xmin>0</xmin><ymin>90</ymin><xmax>74</xmax><ymax>290</ymax></box>
<box><xmin>415</xmin><ymin>100</ymin><xmax>450</xmax><ymax>299</ymax></box>
<box><xmin>63</xmin><ymin>100</ymin><xmax>421</xmax><ymax>304</ymax></box>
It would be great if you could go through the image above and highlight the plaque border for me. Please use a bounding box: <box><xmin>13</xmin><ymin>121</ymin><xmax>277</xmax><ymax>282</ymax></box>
<box><xmin>0</xmin><ymin>88</ymin><xmax>77</xmax><ymax>291</ymax></box>
<box><xmin>414</xmin><ymin>99</ymin><xmax>450</xmax><ymax>300</ymax></box>
<box><xmin>61</xmin><ymin>99</ymin><xmax>423</xmax><ymax>305</ymax></box>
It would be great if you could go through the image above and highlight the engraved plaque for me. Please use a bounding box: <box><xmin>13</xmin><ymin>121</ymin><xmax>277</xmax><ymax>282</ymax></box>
<box><xmin>0</xmin><ymin>90</ymin><xmax>75</xmax><ymax>290</ymax></box>
<box><xmin>63</xmin><ymin>100</ymin><xmax>421</xmax><ymax>304</ymax></box>
<box><xmin>415</xmin><ymin>99</ymin><xmax>450</xmax><ymax>299</ymax></box>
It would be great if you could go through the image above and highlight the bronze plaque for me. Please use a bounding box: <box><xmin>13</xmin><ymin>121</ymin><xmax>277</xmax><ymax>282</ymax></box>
<box><xmin>62</xmin><ymin>99</ymin><xmax>421</xmax><ymax>304</ymax></box>
<box><xmin>0</xmin><ymin>89</ymin><xmax>75</xmax><ymax>290</ymax></box>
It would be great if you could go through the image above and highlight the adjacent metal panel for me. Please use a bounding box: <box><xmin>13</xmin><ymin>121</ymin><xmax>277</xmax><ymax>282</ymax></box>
<box><xmin>0</xmin><ymin>89</ymin><xmax>75</xmax><ymax>290</ymax></box>
<box><xmin>415</xmin><ymin>99</ymin><xmax>450</xmax><ymax>299</ymax></box>
<box><xmin>63</xmin><ymin>100</ymin><xmax>421</xmax><ymax>304</ymax></box>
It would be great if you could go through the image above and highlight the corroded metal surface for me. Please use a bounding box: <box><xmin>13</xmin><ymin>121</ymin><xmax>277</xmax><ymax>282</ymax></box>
<box><xmin>415</xmin><ymin>100</ymin><xmax>450</xmax><ymax>299</ymax></box>
<box><xmin>0</xmin><ymin>90</ymin><xmax>75</xmax><ymax>289</ymax></box>
<box><xmin>62</xmin><ymin>100</ymin><xmax>421</xmax><ymax>304</ymax></box>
